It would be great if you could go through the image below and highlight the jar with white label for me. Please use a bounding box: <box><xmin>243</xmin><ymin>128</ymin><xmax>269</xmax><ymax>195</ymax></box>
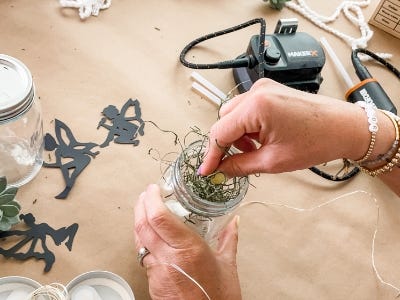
<box><xmin>160</xmin><ymin>140</ymin><xmax>248</xmax><ymax>245</ymax></box>
<box><xmin>0</xmin><ymin>54</ymin><xmax>43</xmax><ymax>187</ymax></box>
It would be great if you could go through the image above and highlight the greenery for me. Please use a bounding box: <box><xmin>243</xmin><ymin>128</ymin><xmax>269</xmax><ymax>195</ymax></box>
<box><xmin>180</xmin><ymin>140</ymin><xmax>245</xmax><ymax>204</ymax></box>
<box><xmin>263</xmin><ymin>0</ymin><xmax>291</xmax><ymax>10</ymax></box>
<box><xmin>0</xmin><ymin>176</ymin><xmax>21</xmax><ymax>231</ymax></box>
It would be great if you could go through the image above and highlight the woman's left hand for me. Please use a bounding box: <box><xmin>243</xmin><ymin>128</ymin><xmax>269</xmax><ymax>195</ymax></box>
<box><xmin>134</xmin><ymin>184</ymin><xmax>242</xmax><ymax>300</ymax></box>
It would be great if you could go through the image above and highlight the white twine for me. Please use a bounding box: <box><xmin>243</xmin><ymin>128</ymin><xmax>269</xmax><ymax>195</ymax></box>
<box><xmin>27</xmin><ymin>283</ymin><xmax>68</xmax><ymax>300</ymax></box>
<box><xmin>240</xmin><ymin>190</ymin><xmax>400</xmax><ymax>297</ymax></box>
<box><xmin>59</xmin><ymin>0</ymin><xmax>112</xmax><ymax>19</ymax></box>
<box><xmin>284</xmin><ymin>0</ymin><xmax>392</xmax><ymax>60</ymax></box>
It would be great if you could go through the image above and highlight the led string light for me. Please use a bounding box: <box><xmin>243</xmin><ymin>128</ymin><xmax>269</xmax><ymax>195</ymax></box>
<box><xmin>239</xmin><ymin>190</ymin><xmax>400</xmax><ymax>296</ymax></box>
<box><xmin>28</xmin><ymin>283</ymin><xmax>68</xmax><ymax>300</ymax></box>
<box><xmin>145</xmin><ymin>262</ymin><xmax>212</xmax><ymax>300</ymax></box>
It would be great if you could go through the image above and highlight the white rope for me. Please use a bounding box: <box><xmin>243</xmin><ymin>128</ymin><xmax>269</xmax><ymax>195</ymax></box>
<box><xmin>284</xmin><ymin>0</ymin><xmax>392</xmax><ymax>59</ymax></box>
<box><xmin>59</xmin><ymin>0</ymin><xmax>112</xmax><ymax>19</ymax></box>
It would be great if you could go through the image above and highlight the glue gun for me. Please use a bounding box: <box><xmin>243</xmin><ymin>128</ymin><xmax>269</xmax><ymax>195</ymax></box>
<box><xmin>345</xmin><ymin>48</ymin><xmax>397</xmax><ymax>114</ymax></box>
<box><xmin>320</xmin><ymin>38</ymin><xmax>397</xmax><ymax>115</ymax></box>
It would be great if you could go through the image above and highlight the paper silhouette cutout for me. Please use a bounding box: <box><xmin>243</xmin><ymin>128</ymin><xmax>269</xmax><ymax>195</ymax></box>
<box><xmin>0</xmin><ymin>213</ymin><xmax>78</xmax><ymax>272</ymax></box>
<box><xmin>43</xmin><ymin>119</ymin><xmax>99</xmax><ymax>199</ymax></box>
<box><xmin>97</xmin><ymin>98</ymin><xmax>145</xmax><ymax>147</ymax></box>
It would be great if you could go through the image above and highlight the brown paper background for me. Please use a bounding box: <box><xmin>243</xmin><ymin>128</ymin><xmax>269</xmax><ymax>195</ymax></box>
<box><xmin>0</xmin><ymin>0</ymin><xmax>399</xmax><ymax>299</ymax></box>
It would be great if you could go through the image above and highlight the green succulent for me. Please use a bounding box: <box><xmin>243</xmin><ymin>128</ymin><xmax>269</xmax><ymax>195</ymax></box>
<box><xmin>263</xmin><ymin>0</ymin><xmax>291</xmax><ymax>10</ymax></box>
<box><xmin>0</xmin><ymin>176</ymin><xmax>21</xmax><ymax>231</ymax></box>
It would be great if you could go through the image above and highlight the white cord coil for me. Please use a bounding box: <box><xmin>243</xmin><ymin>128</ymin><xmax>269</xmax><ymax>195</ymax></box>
<box><xmin>27</xmin><ymin>283</ymin><xmax>68</xmax><ymax>300</ymax></box>
<box><xmin>59</xmin><ymin>0</ymin><xmax>112</xmax><ymax>19</ymax></box>
<box><xmin>284</xmin><ymin>0</ymin><xmax>392</xmax><ymax>59</ymax></box>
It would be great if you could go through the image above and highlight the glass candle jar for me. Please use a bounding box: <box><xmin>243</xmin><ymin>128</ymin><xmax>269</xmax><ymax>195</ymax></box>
<box><xmin>160</xmin><ymin>140</ymin><xmax>249</xmax><ymax>245</ymax></box>
<box><xmin>0</xmin><ymin>54</ymin><xmax>43</xmax><ymax>187</ymax></box>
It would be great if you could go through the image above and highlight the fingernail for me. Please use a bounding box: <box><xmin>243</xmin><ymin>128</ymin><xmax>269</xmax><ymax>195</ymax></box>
<box><xmin>197</xmin><ymin>164</ymin><xmax>203</xmax><ymax>176</ymax></box>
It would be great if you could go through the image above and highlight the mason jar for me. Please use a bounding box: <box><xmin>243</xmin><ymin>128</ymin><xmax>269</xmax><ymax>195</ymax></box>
<box><xmin>0</xmin><ymin>54</ymin><xmax>43</xmax><ymax>187</ymax></box>
<box><xmin>160</xmin><ymin>140</ymin><xmax>248</xmax><ymax>245</ymax></box>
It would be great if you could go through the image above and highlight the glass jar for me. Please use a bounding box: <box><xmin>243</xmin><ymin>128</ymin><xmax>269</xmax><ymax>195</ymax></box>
<box><xmin>160</xmin><ymin>140</ymin><xmax>249</xmax><ymax>245</ymax></box>
<box><xmin>0</xmin><ymin>54</ymin><xmax>43</xmax><ymax>187</ymax></box>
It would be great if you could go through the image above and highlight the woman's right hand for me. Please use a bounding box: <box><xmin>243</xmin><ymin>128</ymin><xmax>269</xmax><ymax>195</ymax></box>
<box><xmin>199</xmin><ymin>78</ymin><xmax>391</xmax><ymax>178</ymax></box>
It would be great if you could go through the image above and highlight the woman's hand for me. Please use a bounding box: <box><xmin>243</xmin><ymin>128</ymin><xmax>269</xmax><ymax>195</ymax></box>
<box><xmin>134</xmin><ymin>184</ymin><xmax>242</xmax><ymax>300</ymax></box>
<box><xmin>200</xmin><ymin>78</ymin><xmax>375</xmax><ymax>177</ymax></box>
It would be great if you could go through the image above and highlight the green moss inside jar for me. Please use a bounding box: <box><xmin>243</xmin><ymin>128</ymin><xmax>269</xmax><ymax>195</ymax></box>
<box><xmin>160</xmin><ymin>140</ymin><xmax>249</xmax><ymax>244</ymax></box>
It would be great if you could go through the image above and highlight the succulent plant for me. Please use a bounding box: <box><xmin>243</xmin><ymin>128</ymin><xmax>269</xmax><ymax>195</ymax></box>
<box><xmin>0</xmin><ymin>176</ymin><xmax>21</xmax><ymax>231</ymax></box>
<box><xmin>263</xmin><ymin>0</ymin><xmax>291</xmax><ymax>10</ymax></box>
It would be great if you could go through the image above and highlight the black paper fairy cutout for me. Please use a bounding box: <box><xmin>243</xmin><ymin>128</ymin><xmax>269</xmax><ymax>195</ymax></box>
<box><xmin>0</xmin><ymin>213</ymin><xmax>78</xmax><ymax>272</ymax></box>
<box><xmin>97</xmin><ymin>98</ymin><xmax>145</xmax><ymax>147</ymax></box>
<box><xmin>43</xmin><ymin>119</ymin><xmax>99</xmax><ymax>199</ymax></box>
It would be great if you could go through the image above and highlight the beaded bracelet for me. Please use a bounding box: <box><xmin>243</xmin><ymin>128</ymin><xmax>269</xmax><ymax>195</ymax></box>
<box><xmin>361</xmin><ymin>110</ymin><xmax>400</xmax><ymax>169</ymax></box>
<box><xmin>361</xmin><ymin>140</ymin><xmax>399</xmax><ymax>169</ymax></box>
<box><xmin>354</xmin><ymin>101</ymin><xmax>378</xmax><ymax>164</ymax></box>
<box><xmin>359</xmin><ymin>110</ymin><xmax>400</xmax><ymax>177</ymax></box>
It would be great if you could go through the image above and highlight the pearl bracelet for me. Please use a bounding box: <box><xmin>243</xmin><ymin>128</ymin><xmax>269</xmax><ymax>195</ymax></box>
<box><xmin>360</xmin><ymin>110</ymin><xmax>400</xmax><ymax>169</ymax></box>
<box><xmin>354</xmin><ymin>101</ymin><xmax>378</xmax><ymax>164</ymax></box>
<box><xmin>359</xmin><ymin>110</ymin><xmax>400</xmax><ymax>177</ymax></box>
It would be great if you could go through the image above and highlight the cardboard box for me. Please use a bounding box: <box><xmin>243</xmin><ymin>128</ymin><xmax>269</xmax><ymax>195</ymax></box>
<box><xmin>369</xmin><ymin>0</ymin><xmax>400</xmax><ymax>39</ymax></box>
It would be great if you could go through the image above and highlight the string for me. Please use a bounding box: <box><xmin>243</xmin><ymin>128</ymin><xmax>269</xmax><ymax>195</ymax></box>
<box><xmin>27</xmin><ymin>283</ymin><xmax>68</xmax><ymax>300</ymax></box>
<box><xmin>146</xmin><ymin>262</ymin><xmax>212</xmax><ymax>300</ymax></box>
<box><xmin>239</xmin><ymin>190</ymin><xmax>400</xmax><ymax>297</ymax></box>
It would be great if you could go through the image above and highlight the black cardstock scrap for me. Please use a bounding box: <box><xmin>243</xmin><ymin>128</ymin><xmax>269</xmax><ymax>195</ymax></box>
<box><xmin>44</xmin><ymin>119</ymin><xmax>99</xmax><ymax>199</ymax></box>
<box><xmin>0</xmin><ymin>213</ymin><xmax>78</xmax><ymax>272</ymax></box>
<box><xmin>97</xmin><ymin>98</ymin><xmax>145</xmax><ymax>148</ymax></box>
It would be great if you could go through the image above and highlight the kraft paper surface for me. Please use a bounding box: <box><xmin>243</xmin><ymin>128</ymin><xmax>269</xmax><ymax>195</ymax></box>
<box><xmin>0</xmin><ymin>1</ymin><xmax>399</xmax><ymax>299</ymax></box>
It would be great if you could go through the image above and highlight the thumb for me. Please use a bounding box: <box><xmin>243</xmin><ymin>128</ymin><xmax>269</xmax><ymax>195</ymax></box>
<box><xmin>217</xmin><ymin>216</ymin><xmax>240</xmax><ymax>261</ymax></box>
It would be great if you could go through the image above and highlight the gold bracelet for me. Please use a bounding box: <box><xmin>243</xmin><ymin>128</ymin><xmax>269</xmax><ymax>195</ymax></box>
<box><xmin>359</xmin><ymin>113</ymin><xmax>400</xmax><ymax>177</ymax></box>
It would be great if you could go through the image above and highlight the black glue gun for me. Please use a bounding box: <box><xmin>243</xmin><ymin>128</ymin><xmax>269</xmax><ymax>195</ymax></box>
<box><xmin>345</xmin><ymin>48</ymin><xmax>397</xmax><ymax>114</ymax></box>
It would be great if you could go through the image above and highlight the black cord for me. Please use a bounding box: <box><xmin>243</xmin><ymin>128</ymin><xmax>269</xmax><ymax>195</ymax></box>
<box><xmin>179</xmin><ymin>18</ymin><xmax>266</xmax><ymax>79</ymax></box>
<box><xmin>351</xmin><ymin>48</ymin><xmax>400</xmax><ymax>81</ymax></box>
<box><xmin>309</xmin><ymin>163</ymin><xmax>360</xmax><ymax>182</ymax></box>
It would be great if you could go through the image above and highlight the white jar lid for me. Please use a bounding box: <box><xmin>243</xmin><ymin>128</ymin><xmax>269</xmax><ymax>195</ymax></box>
<box><xmin>67</xmin><ymin>271</ymin><xmax>135</xmax><ymax>300</ymax></box>
<box><xmin>0</xmin><ymin>54</ymin><xmax>34</xmax><ymax>121</ymax></box>
<box><xmin>0</xmin><ymin>276</ymin><xmax>41</xmax><ymax>300</ymax></box>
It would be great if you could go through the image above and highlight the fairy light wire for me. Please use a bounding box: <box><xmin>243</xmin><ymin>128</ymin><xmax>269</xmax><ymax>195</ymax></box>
<box><xmin>239</xmin><ymin>190</ymin><xmax>400</xmax><ymax>296</ymax></box>
<box><xmin>140</xmin><ymin>190</ymin><xmax>400</xmax><ymax>299</ymax></box>
<box><xmin>28</xmin><ymin>283</ymin><xmax>68</xmax><ymax>300</ymax></box>
<box><xmin>146</xmin><ymin>262</ymin><xmax>211</xmax><ymax>300</ymax></box>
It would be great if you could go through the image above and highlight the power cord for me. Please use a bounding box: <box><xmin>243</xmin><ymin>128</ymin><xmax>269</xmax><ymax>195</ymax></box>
<box><xmin>351</xmin><ymin>48</ymin><xmax>400</xmax><ymax>81</ymax></box>
<box><xmin>179</xmin><ymin>18</ymin><xmax>266</xmax><ymax>78</ymax></box>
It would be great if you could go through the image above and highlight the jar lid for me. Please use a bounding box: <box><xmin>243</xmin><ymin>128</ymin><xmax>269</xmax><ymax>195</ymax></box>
<box><xmin>0</xmin><ymin>276</ymin><xmax>41</xmax><ymax>299</ymax></box>
<box><xmin>0</xmin><ymin>54</ymin><xmax>34</xmax><ymax>121</ymax></box>
<box><xmin>66</xmin><ymin>270</ymin><xmax>135</xmax><ymax>300</ymax></box>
